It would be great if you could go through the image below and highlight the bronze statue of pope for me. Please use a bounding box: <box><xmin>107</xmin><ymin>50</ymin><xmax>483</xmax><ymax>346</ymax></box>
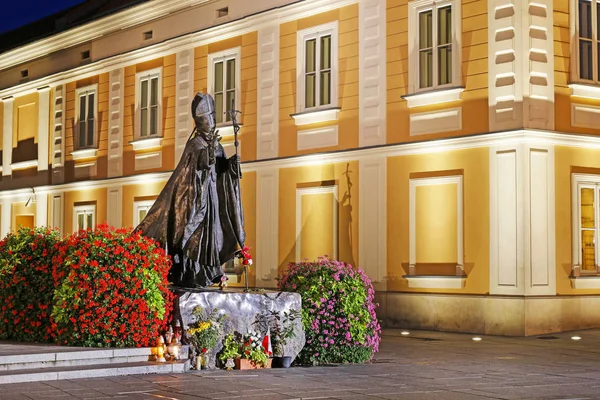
<box><xmin>137</xmin><ymin>93</ymin><xmax>245</xmax><ymax>288</ymax></box>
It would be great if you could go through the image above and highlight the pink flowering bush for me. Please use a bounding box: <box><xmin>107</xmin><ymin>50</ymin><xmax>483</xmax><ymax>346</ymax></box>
<box><xmin>278</xmin><ymin>257</ymin><xmax>381</xmax><ymax>365</ymax></box>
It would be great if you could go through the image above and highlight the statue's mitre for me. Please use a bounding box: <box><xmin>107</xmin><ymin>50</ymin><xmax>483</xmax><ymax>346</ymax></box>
<box><xmin>191</xmin><ymin>92</ymin><xmax>216</xmax><ymax>129</ymax></box>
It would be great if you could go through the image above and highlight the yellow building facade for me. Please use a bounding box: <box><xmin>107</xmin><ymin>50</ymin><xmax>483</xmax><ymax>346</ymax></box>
<box><xmin>1</xmin><ymin>0</ymin><xmax>600</xmax><ymax>335</ymax></box>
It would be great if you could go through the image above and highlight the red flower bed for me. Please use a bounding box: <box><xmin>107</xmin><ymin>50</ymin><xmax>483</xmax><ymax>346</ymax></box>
<box><xmin>51</xmin><ymin>224</ymin><xmax>173</xmax><ymax>347</ymax></box>
<box><xmin>0</xmin><ymin>227</ymin><xmax>62</xmax><ymax>342</ymax></box>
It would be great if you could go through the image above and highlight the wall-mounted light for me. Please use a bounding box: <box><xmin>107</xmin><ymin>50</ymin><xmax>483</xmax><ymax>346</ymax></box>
<box><xmin>25</xmin><ymin>188</ymin><xmax>36</xmax><ymax>207</ymax></box>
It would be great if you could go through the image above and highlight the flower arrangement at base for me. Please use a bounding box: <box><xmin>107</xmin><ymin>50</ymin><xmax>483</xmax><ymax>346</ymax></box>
<box><xmin>51</xmin><ymin>224</ymin><xmax>173</xmax><ymax>347</ymax></box>
<box><xmin>186</xmin><ymin>306</ymin><xmax>226</xmax><ymax>368</ymax></box>
<box><xmin>218</xmin><ymin>331</ymin><xmax>270</xmax><ymax>369</ymax></box>
<box><xmin>0</xmin><ymin>227</ymin><xmax>62</xmax><ymax>342</ymax></box>
<box><xmin>278</xmin><ymin>257</ymin><xmax>381</xmax><ymax>365</ymax></box>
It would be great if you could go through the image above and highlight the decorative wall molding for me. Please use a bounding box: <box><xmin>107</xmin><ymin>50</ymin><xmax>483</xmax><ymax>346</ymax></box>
<box><xmin>570</xmin><ymin>84</ymin><xmax>600</xmax><ymax>100</ymax></box>
<box><xmin>107</xmin><ymin>68</ymin><xmax>124</xmax><ymax>178</ymax></box>
<box><xmin>359</xmin><ymin>157</ymin><xmax>386</xmax><ymax>289</ymax></box>
<box><xmin>51</xmin><ymin>84</ymin><xmax>65</xmax><ymax>184</ymax></box>
<box><xmin>571</xmin><ymin>103</ymin><xmax>600</xmax><ymax>129</ymax></box>
<box><xmin>358</xmin><ymin>0</ymin><xmax>386</xmax><ymax>147</ymax></box>
<box><xmin>295</xmin><ymin>185</ymin><xmax>338</xmax><ymax>262</ymax></box>
<box><xmin>175</xmin><ymin>50</ymin><xmax>195</xmax><ymax>164</ymax></box>
<box><xmin>409</xmin><ymin>107</ymin><xmax>461</xmax><ymax>136</ymax></box>
<box><xmin>35</xmin><ymin>189</ymin><xmax>48</xmax><ymax>227</ymax></box>
<box><xmin>256</xmin><ymin>25</ymin><xmax>280</xmax><ymax>160</ymax></box>
<box><xmin>2</xmin><ymin>98</ymin><xmax>13</xmax><ymax>176</ymax></box>
<box><xmin>489</xmin><ymin>147</ymin><xmax>521</xmax><ymax>294</ymax></box>
<box><xmin>11</xmin><ymin>160</ymin><xmax>39</xmax><ymax>171</ymax></box>
<box><xmin>488</xmin><ymin>0</ymin><xmax>554</xmax><ymax>131</ymax></box>
<box><xmin>404</xmin><ymin>276</ymin><xmax>466</xmax><ymax>289</ymax></box>
<box><xmin>489</xmin><ymin>143</ymin><xmax>555</xmax><ymax>296</ymax></box>
<box><xmin>256</xmin><ymin>168</ymin><xmax>279</xmax><ymax>288</ymax></box>
<box><xmin>130</xmin><ymin>137</ymin><xmax>163</xmax><ymax>151</ymax></box>
<box><xmin>37</xmin><ymin>86</ymin><xmax>50</xmax><ymax>172</ymax></box>
<box><xmin>1</xmin><ymin>199</ymin><xmax>10</xmax><ymax>237</ymax></box>
<box><xmin>135</xmin><ymin>151</ymin><xmax>162</xmax><ymax>171</ymax></box>
<box><xmin>51</xmin><ymin>193</ymin><xmax>63</xmax><ymax>232</ymax></box>
<box><xmin>290</xmin><ymin>108</ymin><xmax>341</xmax><ymax>126</ymax></box>
<box><xmin>107</xmin><ymin>186</ymin><xmax>122</xmax><ymax>229</ymax></box>
<box><xmin>297</xmin><ymin>126</ymin><xmax>338</xmax><ymax>151</ymax></box>
<box><xmin>71</xmin><ymin>148</ymin><xmax>98</xmax><ymax>161</ymax></box>
<box><xmin>409</xmin><ymin>175</ymin><xmax>464</xmax><ymax>277</ymax></box>
<box><xmin>403</xmin><ymin>87</ymin><xmax>464</xmax><ymax>109</ymax></box>
<box><xmin>74</xmin><ymin>161</ymin><xmax>97</xmax><ymax>179</ymax></box>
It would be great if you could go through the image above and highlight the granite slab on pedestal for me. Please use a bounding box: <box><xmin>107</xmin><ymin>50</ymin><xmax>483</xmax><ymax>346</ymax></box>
<box><xmin>173</xmin><ymin>289</ymin><xmax>305</xmax><ymax>368</ymax></box>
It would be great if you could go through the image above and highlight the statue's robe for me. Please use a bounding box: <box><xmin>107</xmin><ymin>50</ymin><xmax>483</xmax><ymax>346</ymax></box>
<box><xmin>137</xmin><ymin>134</ymin><xmax>245</xmax><ymax>288</ymax></box>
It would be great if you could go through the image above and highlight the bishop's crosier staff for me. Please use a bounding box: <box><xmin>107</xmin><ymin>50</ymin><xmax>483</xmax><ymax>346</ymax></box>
<box><xmin>227</xmin><ymin>99</ymin><xmax>250</xmax><ymax>291</ymax></box>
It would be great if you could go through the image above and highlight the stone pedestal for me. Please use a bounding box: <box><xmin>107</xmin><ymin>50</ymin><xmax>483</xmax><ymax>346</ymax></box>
<box><xmin>173</xmin><ymin>289</ymin><xmax>305</xmax><ymax>368</ymax></box>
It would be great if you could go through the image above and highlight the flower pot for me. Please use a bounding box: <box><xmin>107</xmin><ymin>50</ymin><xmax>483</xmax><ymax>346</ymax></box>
<box><xmin>272</xmin><ymin>356</ymin><xmax>292</xmax><ymax>368</ymax></box>
<box><xmin>234</xmin><ymin>358</ymin><xmax>272</xmax><ymax>370</ymax></box>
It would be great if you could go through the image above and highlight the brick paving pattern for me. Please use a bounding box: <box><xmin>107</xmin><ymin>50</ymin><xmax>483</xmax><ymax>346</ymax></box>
<box><xmin>3</xmin><ymin>329</ymin><xmax>600</xmax><ymax>399</ymax></box>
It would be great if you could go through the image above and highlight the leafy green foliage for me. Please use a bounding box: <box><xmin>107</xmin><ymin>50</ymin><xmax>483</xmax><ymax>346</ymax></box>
<box><xmin>0</xmin><ymin>227</ymin><xmax>62</xmax><ymax>342</ymax></box>
<box><xmin>278</xmin><ymin>257</ymin><xmax>381</xmax><ymax>365</ymax></box>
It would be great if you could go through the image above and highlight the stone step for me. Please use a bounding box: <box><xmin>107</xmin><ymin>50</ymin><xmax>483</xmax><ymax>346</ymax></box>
<box><xmin>0</xmin><ymin>360</ymin><xmax>189</xmax><ymax>384</ymax></box>
<box><xmin>0</xmin><ymin>348</ymin><xmax>152</xmax><ymax>371</ymax></box>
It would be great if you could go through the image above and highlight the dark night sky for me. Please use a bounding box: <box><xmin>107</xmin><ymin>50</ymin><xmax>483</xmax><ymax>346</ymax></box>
<box><xmin>0</xmin><ymin>0</ymin><xmax>87</xmax><ymax>34</ymax></box>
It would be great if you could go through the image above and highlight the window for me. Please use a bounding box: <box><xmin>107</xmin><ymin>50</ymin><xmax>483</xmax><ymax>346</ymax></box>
<box><xmin>208</xmin><ymin>48</ymin><xmax>240</xmax><ymax>125</ymax></box>
<box><xmin>143</xmin><ymin>30</ymin><xmax>153</xmax><ymax>40</ymax></box>
<box><xmin>133</xmin><ymin>200</ymin><xmax>155</xmax><ymax>226</ymax></box>
<box><xmin>20</xmin><ymin>69</ymin><xmax>28</xmax><ymax>79</ymax></box>
<box><xmin>572</xmin><ymin>174</ymin><xmax>600</xmax><ymax>275</ymax></box>
<box><xmin>577</xmin><ymin>0</ymin><xmax>600</xmax><ymax>82</ymax></box>
<box><xmin>75</xmin><ymin>85</ymin><xmax>97</xmax><ymax>149</ymax></box>
<box><xmin>73</xmin><ymin>204</ymin><xmax>95</xmax><ymax>232</ymax></box>
<box><xmin>408</xmin><ymin>0</ymin><xmax>460</xmax><ymax>93</ymax></box>
<box><xmin>296</xmin><ymin>22</ymin><xmax>338</xmax><ymax>112</ymax></box>
<box><xmin>135</xmin><ymin>68</ymin><xmax>162</xmax><ymax>139</ymax></box>
<box><xmin>81</xmin><ymin>50</ymin><xmax>90</xmax><ymax>61</ymax></box>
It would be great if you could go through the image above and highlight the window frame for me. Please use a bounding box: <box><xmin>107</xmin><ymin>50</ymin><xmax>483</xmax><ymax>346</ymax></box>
<box><xmin>135</xmin><ymin>67</ymin><xmax>163</xmax><ymax>140</ymax></box>
<box><xmin>572</xmin><ymin>174</ymin><xmax>600</xmax><ymax>275</ymax></box>
<box><xmin>74</xmin><ymin>84</ymin><xmax>98</xmax><ymax>150</ymax></box>
<box><xmin>133</xmin><ymin>199</ymin><xmax>155</xmax><ymax>226</ymax></box>
<box><xmin>408</xmin><ymin>0</ymin><xmax>461</xmax><ymax>94</ymax></box>
<box><xmin>73</xmin><ymin>204</ymin><xmax>96</xmax><ymax>232</ymax></box>
<box><xmin>571</xmin><ymin>0</ymin><xmax>600</xmax><ymax>84</ymax></box>
<box><xmin>296</xmin><ymin>21</ymin><xmax>339</xmax><ymax>113</ymax></box>
<box><xmin>207</xmin><ymin>48</ymin><xmax>241</xmax><ymax>127</ymax></box>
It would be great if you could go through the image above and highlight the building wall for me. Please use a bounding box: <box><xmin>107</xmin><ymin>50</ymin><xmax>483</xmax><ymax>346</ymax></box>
<box><xmin>279</xmin><ymin>5</ymin><xmax>360</xmax><ymax>158</ymax></box>
<box><xmin>387</xmin><ymin>147</ymin><xmax>489</xmax><ymax>293</ymax></box>
<box><xmin>386</xmin><ymin>0</ymin><xmax>488</xmax><ymax>143</ymax></box>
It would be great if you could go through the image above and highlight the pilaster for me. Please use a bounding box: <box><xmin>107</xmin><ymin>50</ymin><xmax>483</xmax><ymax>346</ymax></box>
<box><xmin>359</xmin><ymin>157</ymin><xmax>387</xmax><ymax>291</ymax></box>
<box><xmin>256</xmin><ymin>168</ymin><xmax>279</xmax><ymax>288</ymax></box>
<box><xmin>51</xmin><ymin>85</ymin><xmax>65</xmax><ymax>184</ymax></box>
<box><xmin>488</xmin><ymin>0</ymin><xmax>554</xmax><ymax>131</ymax></box>
<box><xmin>489</xmin><ymin>141</ymin><xmax>555</xmax><ymax>296</ymax></box>
<box><xmin>256</xmin><ymin>25</ymin><xmax>280</xmax><ymax>160</ymax></box>
<box><xmin>2</xmin><ymin>97</ymin><xmax>13</xmax><ymax>176</ymax></box>
<box><xmin>175</xmin><ymin>50</ymin><xmax>194</xmax><ymax>164</ymax></box>
<box><xmin>108</xmin><ymin>69</ymin><xmax>124</xmax><ymax>178</ymax></box>
<box><xmin>37</xmin><ymin>87</ymin><xmax>50</xmax><ymax>171</ymax></box>
<box><xmin>358</xmin><ymin>0</ymin><xmax>387</xmax><ymax>147</ymax></box>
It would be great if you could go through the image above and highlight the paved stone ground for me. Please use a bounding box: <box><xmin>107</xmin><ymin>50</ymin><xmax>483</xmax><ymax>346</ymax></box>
<box><xmin>4</xmin><ymin>328</ymin><xmax>600</xmax><ymax>400</ymax></box>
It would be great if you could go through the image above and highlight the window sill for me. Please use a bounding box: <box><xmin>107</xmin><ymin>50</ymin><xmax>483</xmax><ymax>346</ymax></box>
<box><xmin>569</xmin><ymin>83</ymin><xmax>600</xmax><ymax>100</ymax></box>
<box><xmin>570</xmin><ymin>275</ymin><xmax>600</xmax><ymax>289</ymax></box>
<box><xmin>216</xmin><ymin>123</ymin><xmax>243</xmax><ymax>137</ymax></box>
<box><xmin>71</xmin><ymin>148</ymin><xmax>98</xmax><ymax>160</ymax></box>
<box><xmin>11</xmin><ymin>160</ymin><xmax>38</xmax><ymax>171</ymax></box>
<box><xmin>130</xmin><ymin>136</ymin><xmax>163</xmax><ymax>151</ymax></box>
<box><xmin>290</xmin><ymin>107</ymin><xmax>341</xmax><ymax>126</ymax></box>
<box><xmin>402</xmin><ymin>275</ymin><xmax>466</xmax><ymax>289</ymax></box>
<box><xmin>402</xmin><ymin>87</ymin><xmax>464</xmax><ymax>108</ymax></box>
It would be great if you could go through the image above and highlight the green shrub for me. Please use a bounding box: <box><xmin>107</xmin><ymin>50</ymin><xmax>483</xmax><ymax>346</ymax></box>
<box><xmin>278</xmin><ymin>257</ymin><xmax>381</xmax><ymax>365</ymax></box>
<box><xmin>0</xmin><ymin>227</ymin><xmax>62</xmax><ymax>342</ymax></box>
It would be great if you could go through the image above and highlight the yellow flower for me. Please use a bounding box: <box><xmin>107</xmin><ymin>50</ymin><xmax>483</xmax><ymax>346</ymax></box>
<box><xmin>188</xmin><ymin>321</ymin><xmax>212</xmax><ymax>335</ymax></box>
